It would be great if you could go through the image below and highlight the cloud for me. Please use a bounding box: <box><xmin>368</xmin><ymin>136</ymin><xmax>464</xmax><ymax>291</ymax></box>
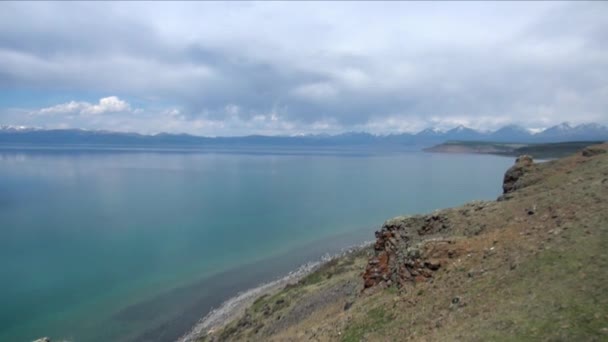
<box><xmin>37</xmin><ymin>96</ymin><xmax>133</xmax><ymax>116</ymax></box>
<box><xmin>0</xmin><ymin>2</ymin><xmax>607</xmax><ymax>135</ymax></box>
<box><xmin>292</xmin><ymin>82</ymin><xmax>338</xmax><ymax>101</ymax></box>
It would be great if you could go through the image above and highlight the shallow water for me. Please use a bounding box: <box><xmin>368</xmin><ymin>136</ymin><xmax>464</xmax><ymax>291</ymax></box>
<box><xmin>0</xmin><ymin>147</ymin><xmax>514</xmax><ymax>341</ymax></box>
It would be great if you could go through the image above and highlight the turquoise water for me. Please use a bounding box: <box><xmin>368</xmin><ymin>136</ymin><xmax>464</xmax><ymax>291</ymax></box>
<box><xmin>0</xmin><ymin>148</ymin><xmax>514</xmax><ymax>341</ymax></box>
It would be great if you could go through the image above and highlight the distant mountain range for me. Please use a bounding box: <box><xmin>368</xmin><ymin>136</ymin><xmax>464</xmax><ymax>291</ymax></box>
<box><xmin>1</xmin><ymin>122</ymin><xmax>607</xmax><ymax>148</ymax></box>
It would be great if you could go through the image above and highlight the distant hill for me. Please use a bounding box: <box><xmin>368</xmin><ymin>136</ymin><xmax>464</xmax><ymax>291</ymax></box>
<box><xmin>1</xmin><ymin>122</ymin><xmax>607</xmax><ymax>149</ymax></box>
<box><xmin>424</xmin><ymin>141</ymin><xmax>606</xmax><ymax>159</ymax></box>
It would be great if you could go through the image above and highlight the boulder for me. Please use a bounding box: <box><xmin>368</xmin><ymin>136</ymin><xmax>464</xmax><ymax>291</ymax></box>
<box><xmin>582</xmin><ymin>146</ymin><xmax>607</xmax><ymax>157</ymax></box>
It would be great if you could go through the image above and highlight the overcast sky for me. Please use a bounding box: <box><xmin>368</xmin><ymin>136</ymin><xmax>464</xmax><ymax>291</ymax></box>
<box><xmin>0</xmin><ymin>1</ymin><xmax>607</xmax><ymax>136</ymax></box>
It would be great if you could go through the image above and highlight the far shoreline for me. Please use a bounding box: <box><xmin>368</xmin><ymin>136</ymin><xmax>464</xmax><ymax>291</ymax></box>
<box><xmin>424</xmin><ymin>140</ymin><xmax>605</xmax><ymax>159</ymax></box>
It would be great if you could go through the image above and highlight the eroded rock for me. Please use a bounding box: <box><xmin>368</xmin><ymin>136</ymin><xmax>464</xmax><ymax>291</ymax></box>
<box><xmin>362</xmin><ymin>215</ymin><xmax>449</xmax><ymax>289</ymax></box>
<box><xmin>502</xmin><ymin>155</ymin><xmax>535</xmax><ymax>195</ymax></box>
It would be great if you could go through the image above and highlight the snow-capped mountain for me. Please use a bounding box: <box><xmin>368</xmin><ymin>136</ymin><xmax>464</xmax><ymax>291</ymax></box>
<box><xmin>443</xmin><ymin>125</ymin><xmax>488</xmax><ymax>141</ymax></box>
<box><xmin>0</xmin><ymin>125</ymin><xmax>39</xmax><ymax>132</ymax></box>
<box><xmin>0</xmin><ymin>123</ymin><xmax>606</xmax><ymax>146</ymax></box>
<box><xmin>537</xmin><ymin>122</ymin><xmax>574</xmax><ymax>137</ymax></box>
<box><xmin>415</xmin><ymin>127</ymin><xmax>444</xmax><ymax>137</ymax></box>
<box><xmin>572</xmin><ymin>123</ymin><xmax>608</xmax><ymax>136</ymax></box>
<box><xmin>535</xmin><ymin>122</ymin><xmax>608</xmax><ymax>142</ymax></box>
<box><xmin>417</xmin><ymin>122</ymin><xmax>607</xmax><ymax>143</ymax></box>
<box><xmin>488</xmin><ymin>124</ymin><xmax>533</xmax><ymax>142</ymax></box>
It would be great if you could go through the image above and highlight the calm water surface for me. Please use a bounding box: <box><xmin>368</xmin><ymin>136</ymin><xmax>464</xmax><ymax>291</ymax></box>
<box><xmin>0</xmin><ymin>148</ymin><xmax>514</xmax><ymax>341</ymax></box>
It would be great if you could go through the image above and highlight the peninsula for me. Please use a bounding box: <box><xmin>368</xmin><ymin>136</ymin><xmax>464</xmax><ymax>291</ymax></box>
<box><xmin>424</xmin><ymin>140</ymin><xmax>606</xmax><ymax>159</ymax></box>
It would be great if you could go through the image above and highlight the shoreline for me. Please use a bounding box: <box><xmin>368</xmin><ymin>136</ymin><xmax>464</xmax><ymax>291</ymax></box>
<box><xmin>177</xmin><ymin>240</ymin><xmax>373</xmax><ymax>342</ymax></box>
<box><xmin>196</xmin><ymin>145</ymin><xmax>608</xmax><ymax>341</ymax></box>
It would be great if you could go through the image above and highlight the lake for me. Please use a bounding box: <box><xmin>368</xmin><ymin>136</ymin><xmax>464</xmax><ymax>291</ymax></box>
<box><xmin>0</xmin><ymin>147</ymin><xmax>514</xmax><ymax>341</ymax></box>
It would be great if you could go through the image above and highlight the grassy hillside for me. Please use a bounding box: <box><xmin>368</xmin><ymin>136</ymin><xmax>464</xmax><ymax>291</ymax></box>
<box><xmin>198</xmin><ymin>144</ymin><xmax>608</xmax><ymax>342</ymax></box>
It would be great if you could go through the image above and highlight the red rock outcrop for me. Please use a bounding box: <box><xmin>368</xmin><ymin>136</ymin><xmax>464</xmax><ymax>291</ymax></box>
<box><xmin>362</xmin><ymin>214</ymin><xmax>451</xmax><ymax>289</ymax></box>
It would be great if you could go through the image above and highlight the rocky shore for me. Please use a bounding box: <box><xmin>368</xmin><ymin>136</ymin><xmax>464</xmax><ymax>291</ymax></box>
<box><xmin>177</xmin><ymin>263</ymin><xmax>319</xmax><ymax>342</ymax></box>
<box><xmin>178</xmin><ymin>243</ymin><xmax>373</xmax><ymax>342</ymax></box>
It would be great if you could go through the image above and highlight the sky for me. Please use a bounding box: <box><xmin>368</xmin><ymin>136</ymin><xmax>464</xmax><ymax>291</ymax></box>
<box><xmin>0</xmin><ymin>1</ymin><xmax>607</xmax><ymax>136</ymax></box>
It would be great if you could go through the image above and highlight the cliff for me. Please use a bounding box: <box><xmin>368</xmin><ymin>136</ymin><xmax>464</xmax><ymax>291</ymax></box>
<box><xmin>199</xmin><ymin>143</ymin><xmax>608</xmax><ymax>341</ymax></box>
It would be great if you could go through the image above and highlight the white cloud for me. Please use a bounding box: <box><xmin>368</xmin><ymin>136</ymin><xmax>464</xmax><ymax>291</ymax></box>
<box><xmin>37</xmin><ymin>96</ymin><xmax>133</xmax><ymax>116</ymax></box>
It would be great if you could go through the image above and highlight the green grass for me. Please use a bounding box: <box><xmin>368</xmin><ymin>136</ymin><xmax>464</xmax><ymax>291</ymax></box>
<box><xmin>342</xmin><ymin>307</ymin><xmax>393</xmax><ymax>342</ymax></box>
<box><xmin>251</xmin><ymin>294</ymin><xmax>270</xmax><ymax>311</ymax></box>
<box><xmin>385</xmin><ymin>285</ymin><xmax>399</xmax><ymax>295</ymax></box>
<box><xmin>452</xmin><ymin>219</ymin><xmax>608</xmax><ymax>341</ymax></box>
<box><xmin>299</xmin><ymin>270</ymin><xmax>325</xmax><ymax>286</ymax></box>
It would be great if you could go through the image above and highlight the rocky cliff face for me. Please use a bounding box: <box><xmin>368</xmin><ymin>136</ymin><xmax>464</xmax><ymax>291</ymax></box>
<box><xmin>363</xmin><ymin>154</ymin><xmax>541</xmax><ymax>290</ymax></box>
<box><xmin>361</xmin><ymin>198</ymin><xmax>496</xmax><ymax>290</ymax></box>
<box><xmin>362</xmin><ymin>215</ymin><xmax>449</xmax><ymax>288</ymax></box>
<box><xmin>502</xmin><ymin>155</ymin><xmax>535</xmax><ymax>195</ymax></box>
